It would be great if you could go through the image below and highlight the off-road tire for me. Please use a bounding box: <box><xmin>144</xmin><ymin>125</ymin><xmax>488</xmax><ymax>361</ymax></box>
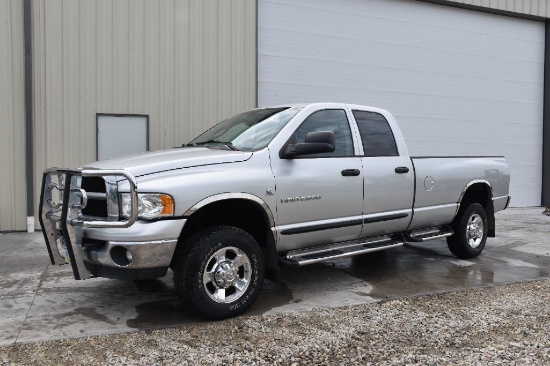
<box><xmin>173</xmin><ymin>225</ymin><xmax>264</xmax><ymax>320</ymax></box>
<box><xmin>447</xmin><ymin>203</ymin><xmax>488</xmax><ymax>259</ymax></box>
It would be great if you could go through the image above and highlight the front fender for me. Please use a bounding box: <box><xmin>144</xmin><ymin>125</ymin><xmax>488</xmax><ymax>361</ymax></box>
<box><xmin>183</xmin><ymin>192</ymin><xmax>276</xmax><ymax>229</ymax></box>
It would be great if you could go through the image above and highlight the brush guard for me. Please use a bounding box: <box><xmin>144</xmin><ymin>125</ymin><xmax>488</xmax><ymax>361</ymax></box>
<box><xmin>38</xmin><ymin>168</ymin><xmax>138</xmax><ymax>280</ymax></box>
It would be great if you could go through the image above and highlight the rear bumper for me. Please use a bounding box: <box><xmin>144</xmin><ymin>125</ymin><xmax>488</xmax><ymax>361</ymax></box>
<box><xmin>493</xmin><ymin>195</ymin><xmax>511</xmax><ymax>212</ymax></box>
<box><xmin>504</xmin><ymin>196</ymin><xmax>512</xmax><ymax>210</ymax></box>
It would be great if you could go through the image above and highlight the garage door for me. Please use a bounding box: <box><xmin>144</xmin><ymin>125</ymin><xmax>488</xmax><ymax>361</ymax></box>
<box><xmin>258</xmin><ymin>0</ymin><xmax>544</xmax><ymax>207</ymax></box>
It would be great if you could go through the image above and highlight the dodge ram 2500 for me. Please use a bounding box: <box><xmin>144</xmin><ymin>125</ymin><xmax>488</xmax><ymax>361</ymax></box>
<box><xmin>39</xmin><ymin>103</ymin><xmax>510</xmax><ymax>319</ymax></box>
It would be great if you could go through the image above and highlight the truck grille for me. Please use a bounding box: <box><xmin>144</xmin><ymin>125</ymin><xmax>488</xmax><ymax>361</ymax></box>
<box><xmin>81</xmin><ymin>177</ymin><xmax>108</xmax><ymax>218</ymax></box>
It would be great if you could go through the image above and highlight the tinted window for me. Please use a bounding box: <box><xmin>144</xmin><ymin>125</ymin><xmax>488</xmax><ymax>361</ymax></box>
<box><xmin>353</xmin><ymin>110</ymin><xmax>398</xmax><ymax>157</ymax></box>
<box><xmin>293</xmin><ymin>109</ymin><xmax>354</xmax><ymax>157</ymax></box>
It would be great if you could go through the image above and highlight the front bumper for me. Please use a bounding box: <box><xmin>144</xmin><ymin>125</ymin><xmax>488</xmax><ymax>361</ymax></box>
<box><xmin>80</xmin><ymin>220</ymin><xmax>185</xmax><ymax>274</ymax></box>
<box><xmin>39</xmin><ymin>168</ymin><xmax>184</xmax><ymax>280</ymax></box>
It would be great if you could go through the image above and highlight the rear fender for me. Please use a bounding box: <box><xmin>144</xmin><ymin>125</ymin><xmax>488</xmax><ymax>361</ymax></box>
<box><xmin>456</xmin><ymin>180</ymin><xmax>495</xmax><ymax>237</ymax></box>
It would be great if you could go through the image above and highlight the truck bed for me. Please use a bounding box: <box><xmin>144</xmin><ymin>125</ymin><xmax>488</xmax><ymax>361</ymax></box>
<box><xmin>409</xmin><ymin>156</ymin><xmax>510</xmax><ymax>230</ymax></box>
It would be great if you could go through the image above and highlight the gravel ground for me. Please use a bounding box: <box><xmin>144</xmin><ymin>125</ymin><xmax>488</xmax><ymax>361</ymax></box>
<box><xmin>1</xmin><ymin>279</ymin><xmax>549</xmax><ymax>365</ymax></box>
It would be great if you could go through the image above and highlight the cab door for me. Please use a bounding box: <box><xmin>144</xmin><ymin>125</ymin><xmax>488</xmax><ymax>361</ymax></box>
<box><xmin>351</xmin><ymin>109</ymin><xmax>414</xmax><ymax>238</ymax></box>
<box><xmin>270</xmin><ymin>109</ymin><xmax>364</xmax><ymax>252</ymax></box>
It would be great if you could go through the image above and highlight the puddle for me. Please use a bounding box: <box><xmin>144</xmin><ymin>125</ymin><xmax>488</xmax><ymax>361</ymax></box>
<box><xmin>133</xmin><ymin>278</ymin><xmax>172</xmax><ymax>293</ymax></box>
<box><xmin>247</xmin><ymin>279</ymin><xmax>294</xmax><ymax>316</ymax></box>
<box><xmin>69</xmin><ymin>307</ymin><xmax>117</xmax><ymax>325</ymax></box>
<box><xmin>335</xmin><ymin>241</ymin><xmax>550</xmax><ymax>299</ymax></box>
<box><xmin>127</xmin><ymin>298</ymin><xmax>203</xmax><ymax>329</ymax></box>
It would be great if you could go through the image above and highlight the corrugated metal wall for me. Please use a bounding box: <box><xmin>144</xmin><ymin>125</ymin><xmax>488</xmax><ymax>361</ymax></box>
<box><xmin>1</xmin><ymin>0</ymin><xmax>548</xmax><ymax>231</ymax></box>
<box><xmin>29</xmin><ymin>0</ymin><xmax>256</xmax><ymax>229</ymax></box>
<box><xmin>437</xmin><ymin>0</ymin><xmax>550</xmax><ymax>18</ymax></box>
<box><xmin>0</xmin><ymin>0</ymin><xmax>26</xmax><ymax>231</ymax></box>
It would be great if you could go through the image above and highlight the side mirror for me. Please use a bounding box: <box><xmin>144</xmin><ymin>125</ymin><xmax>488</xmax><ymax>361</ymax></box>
<box><xmin>282</xmin><ymin>131</ymin><xmax>335</xmax><ymax>159</ymax></box>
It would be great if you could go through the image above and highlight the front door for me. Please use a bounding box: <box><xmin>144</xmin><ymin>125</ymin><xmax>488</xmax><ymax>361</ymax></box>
<box><xmin>271</xmin><ymin>109</ymin><xmax>364</xmax><ymax>251</ymax></box>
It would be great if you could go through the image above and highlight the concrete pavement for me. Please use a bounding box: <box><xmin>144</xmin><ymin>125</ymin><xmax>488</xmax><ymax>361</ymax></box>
<box><xmin>1</xmin><ymin>207</ymin><xmax>549</xmax><ymax>346</ymax></box>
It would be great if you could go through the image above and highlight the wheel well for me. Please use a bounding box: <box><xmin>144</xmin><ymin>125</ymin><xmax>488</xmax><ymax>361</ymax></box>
<box><xmin>179</xmin><ymin>199</ymin><xmax>272</xmax><ymax>248</ymax></box>
<box><xmin>458</xmin><ymin>183</ymin><xmax>495</xmax><ymax>237</ymax></box>
<box><xmin>174</xmin><ymin>198</ymin><xmax>280</xmax><ymax>280</ymax></box>
<box><xmin>460</xmin><ymin>183</ymin><xmax>490</xmax><ymax>207</ymax></box>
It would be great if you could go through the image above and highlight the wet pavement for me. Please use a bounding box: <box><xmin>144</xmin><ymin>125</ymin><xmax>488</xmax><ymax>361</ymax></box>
<box><xmin>1</xmin><ymin>207</ymin><xmax>549</xmax><ymax>346</ymax></box>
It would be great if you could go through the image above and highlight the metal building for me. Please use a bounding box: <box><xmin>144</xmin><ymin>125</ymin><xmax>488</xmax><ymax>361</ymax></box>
<box><xmin>1</xmin><ymin>0</ymin><xmax>549</xmax><ymax>231</ymax></box>
<box><xmin>1</xmin><ymin>0</ymin><xmax>257</xmax><ymax>231</ymax></box>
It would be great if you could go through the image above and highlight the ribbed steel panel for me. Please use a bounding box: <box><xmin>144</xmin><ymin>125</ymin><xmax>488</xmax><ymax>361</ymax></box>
<box><xmin>436</xmin><ymin>0</ymin><xmax>550</xmax><ymax>18</ymax></box>
<box><xmin>0</xmin><ymin>0</ymin><xmax>26</xmax><ymax>231</ymax></box>
<box><xmin>259</xmin><ymin>0</ymin><xmax>544</xmax><ymax>206</ymax></box>
<box><xmin>31</xmin><ymin>0</ymin><xmax>257</xmax><ymax>229</ymax></box>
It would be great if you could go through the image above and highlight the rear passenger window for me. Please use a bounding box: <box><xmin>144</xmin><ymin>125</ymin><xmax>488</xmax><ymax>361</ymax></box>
<box><xmin>293</xmin><ymin>109</ymin><xmax>354</xmax><ymax>157</ymax></box>
<box><xmin>352</xmin><ymin>110</ymin><xmax>398</xmax><ymax>157</ymax></box>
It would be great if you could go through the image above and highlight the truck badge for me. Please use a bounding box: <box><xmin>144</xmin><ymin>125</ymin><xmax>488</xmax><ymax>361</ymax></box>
<box><xmin>281</xmin><ymin>195</ymin><xmax>321</xmax><ymax>203</ymax></box>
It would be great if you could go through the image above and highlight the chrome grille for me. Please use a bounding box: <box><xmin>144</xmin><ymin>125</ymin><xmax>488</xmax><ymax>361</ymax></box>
<box><xmin>81</xmin><ymin>177</ymin><xmax>108</xmax><ymax>218</ymax></box>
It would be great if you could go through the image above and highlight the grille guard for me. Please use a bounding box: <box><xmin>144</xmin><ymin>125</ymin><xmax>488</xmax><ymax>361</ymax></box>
<box><xmin>38</xmin><ymin>168</ymin><xmax>138</xmax><ymax>280</ymax></box>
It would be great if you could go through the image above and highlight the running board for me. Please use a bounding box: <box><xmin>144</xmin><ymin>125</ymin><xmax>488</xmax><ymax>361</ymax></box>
<box><xmin>404</xmin><ymin>225</ymin><xmax>454</xmax><ymax>243</ymax></box>
<box><xmin>280</xmin><ymin>235</ymin><xmax>404</xmax><ymax>267</ymax></box>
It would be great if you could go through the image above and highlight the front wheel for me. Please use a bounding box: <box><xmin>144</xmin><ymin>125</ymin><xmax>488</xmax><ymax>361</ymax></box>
<box><xmin>446</xmin><ymin>203</ymin><xmax>488</xmax><ymax>259</ymax></box>
<box><xmin>173</xmin><ymin>226</ymin><xmax>264</xmax><ymax>320</ymax></box>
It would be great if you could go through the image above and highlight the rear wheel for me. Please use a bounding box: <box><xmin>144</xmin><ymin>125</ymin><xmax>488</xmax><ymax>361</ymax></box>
<box><xmin>173</xmin><ymin>225</ymin><xmax>264</xmax><ymax>320</ymax></box>
<box><xmin>447</xmin><ymin>203</ymin><xmax>488</xmax><ymax>259</ymax></box>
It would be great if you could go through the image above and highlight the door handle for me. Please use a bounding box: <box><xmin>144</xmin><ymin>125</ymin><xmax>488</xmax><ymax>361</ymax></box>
<box><xmin>341</xmin><ymin>169</ymin><xmax>360</xmax><ymax>176</ymax></box>
<box><xmin>395</xmin><ymin>167</ymin><xmax>409</xmax><ymax>174</ymax></box>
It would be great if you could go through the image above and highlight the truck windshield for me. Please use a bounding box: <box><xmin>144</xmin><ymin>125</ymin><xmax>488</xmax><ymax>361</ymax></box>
<box><xmin>187</xmin><ymin>107</ymin><xmax>302</xmax><ymax>151</ymax></box>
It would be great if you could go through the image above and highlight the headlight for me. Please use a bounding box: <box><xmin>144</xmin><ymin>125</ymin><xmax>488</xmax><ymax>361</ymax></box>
<box><xmin>120</xmin><ymin>193</ymin><xmax>174</xmax><ymax>219</ymax></box>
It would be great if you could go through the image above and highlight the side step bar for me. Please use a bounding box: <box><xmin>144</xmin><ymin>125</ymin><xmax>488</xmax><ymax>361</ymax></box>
<box><xmin>404</xmin><ymin>225</ymin><xmax>454</xmax><ymax>242</ymax></box>
<box><xmin>280</xmin><ymin>235</ymin><xmax>404</xmax><ymax>266</ymax></box>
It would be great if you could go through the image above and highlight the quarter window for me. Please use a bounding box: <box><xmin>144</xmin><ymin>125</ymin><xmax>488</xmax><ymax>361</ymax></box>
<box><xmin>292</xmin><ymin>109</ymin><xmax>354</xmax><ymax>157</ymax></box>
<box><xmin>353</xmin><ymin>110</ymin><xmax>398</xmax><ymax>157</ymax></box>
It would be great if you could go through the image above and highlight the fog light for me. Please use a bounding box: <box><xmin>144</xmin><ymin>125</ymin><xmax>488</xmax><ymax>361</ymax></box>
<box><xmin>126</xmin><ymin>250</ymin><xmax>133</xmax><ymax>263</ymax></box>
<box><xmin>110</xmin><ymin>246</ymin><xmax>132</xmax><ymax>267</ymax></box>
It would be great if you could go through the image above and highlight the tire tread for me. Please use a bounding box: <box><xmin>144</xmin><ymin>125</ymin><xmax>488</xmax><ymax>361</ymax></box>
<box><xmin>447</xmin><ymin>203</ymin><xmax>488</xmax><ymax>259</ymax></box>
<box><xmin>173</xmin><ymin>225</ymin><xmax>264</xmax><ymax>320</ymax></box>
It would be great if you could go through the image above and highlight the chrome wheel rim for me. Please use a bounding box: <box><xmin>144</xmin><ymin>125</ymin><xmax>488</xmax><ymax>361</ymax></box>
<box><xmin>202</xmin><ymin>246</ymin><xmax>251</xmax><ymax>304</ymax></box>
<box><xmin>466</xmin><ymin>213</ymin><xmax>484</xmax><ymax>249</ymax></box>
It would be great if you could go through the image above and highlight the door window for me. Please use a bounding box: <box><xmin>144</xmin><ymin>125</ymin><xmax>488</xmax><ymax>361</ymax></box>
<box><xmin>353</xmin><ymin>110</ymin><xmax>398</xmax><ymax>157</ymax></box>
<box><xmin>293</xmin><ymin>109</ymin><xmax>354</xmax><ymax>157</ymax></box>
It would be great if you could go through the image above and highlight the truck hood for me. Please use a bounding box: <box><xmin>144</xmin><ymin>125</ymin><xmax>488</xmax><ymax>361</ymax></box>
<box><xmin>83</xmin><ymin>147</ymin><xmax>253</xmax><ymax>177</ymax></box>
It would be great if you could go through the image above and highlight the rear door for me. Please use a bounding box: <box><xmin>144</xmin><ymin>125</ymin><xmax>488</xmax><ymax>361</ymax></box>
<box><xmin>351</xmin><ymin>109</ymin><xmax>414</xmax><ymax>238</ymax></box>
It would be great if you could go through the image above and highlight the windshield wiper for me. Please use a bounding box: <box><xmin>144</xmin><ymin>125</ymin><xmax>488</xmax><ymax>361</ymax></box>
<box><xmin>187</xmin><ymin>140</ymin><xmax>239</xmax><ymax>151</ymax></box>
<box><xmin>222</xmin><ymin>142</ymin><xmax>239</xmax><ymax>151</ymax></box>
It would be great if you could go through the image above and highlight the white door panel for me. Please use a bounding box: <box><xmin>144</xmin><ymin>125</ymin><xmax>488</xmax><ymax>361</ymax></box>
<box><xmin>259</xmin><ymin>0</ymin><xmax>544</xmax><ymax>206</ymax></box>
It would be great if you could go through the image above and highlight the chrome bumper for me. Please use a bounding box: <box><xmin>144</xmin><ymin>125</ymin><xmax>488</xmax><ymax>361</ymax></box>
<box><xmin>80</xmin><ymin>219</ymin><xmax>186</xmax><ymax>270</ymax></box>
<box><xmin>39</xmin><ymin>168</ymin><xmax>138</xmax><ymax>280</ymax></box>
<box><xmin>85</xmin><ymin>238</ymin><xmax>178</xmax><ymax>269</ymax></box>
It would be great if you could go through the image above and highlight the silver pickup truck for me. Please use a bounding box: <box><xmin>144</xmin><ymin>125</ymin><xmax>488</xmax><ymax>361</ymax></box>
<box><xmin>39</xmin><ymin>103</ymin><xmax>510</xmax><ymax>319</ymax></box>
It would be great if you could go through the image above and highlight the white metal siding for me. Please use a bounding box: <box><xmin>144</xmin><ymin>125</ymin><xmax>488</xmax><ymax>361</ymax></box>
<box><xmin>259</xmin><ymin>0</ymin><xmax>544</xmax><ymax>207</ymax></box>
<box><xmin>29</xmin><ymin>0</ymin><xmax>256</xmax><ymax>229</ymax></box>
<box><xmin>0</xmin><ymin>0</ymin><xmax>26</xmax><ymax>231</ymax></box>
